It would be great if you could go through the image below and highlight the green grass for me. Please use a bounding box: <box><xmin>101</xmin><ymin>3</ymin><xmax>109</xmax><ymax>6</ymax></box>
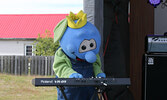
<box><xmin>0</xmin><ymin>74</ymin><xmax>57</xmax><ymax>100</ymax></box>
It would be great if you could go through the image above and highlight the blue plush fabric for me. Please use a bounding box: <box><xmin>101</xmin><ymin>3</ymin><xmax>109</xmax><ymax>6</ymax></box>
<box><xmin>60</xmin><ymin>21</ymin><xmax>101</xmax><ymax>63</ymax></box>
<box><xmin>96</xmin><ymin>73</ymin><xmax>106</xmax><ymax>78</ymax></box>
<box><xmin>56</xmin><ymin>19</ymin><xmax>102</xmax><ymax>100</ymax></box>
<box><xmin>69</xmin><ymin>73</ymin><xmax>83</xmax><ymax>78</ymax></box>
<box><xmin>57</xmin><ymin>58</ymin><xmax>98</xmax><ymax>100</ymax></box>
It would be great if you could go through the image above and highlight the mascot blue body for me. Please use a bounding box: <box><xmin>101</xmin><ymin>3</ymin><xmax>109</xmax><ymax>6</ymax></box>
<box><xmin>53</xmin><ymin>10</ymin><xmax>106</xmax><ymax>100</ymax></box>
<box><xmin>60</xmin><ymin>20</ymin><xmax>101</xmax><ymax>64</ymax></box>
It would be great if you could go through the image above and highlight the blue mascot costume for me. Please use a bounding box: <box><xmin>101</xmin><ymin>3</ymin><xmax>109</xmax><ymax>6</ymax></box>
<box><xmin>53</xmin><ymin>10</ymin><xmax>106</xmax><ymax>100</ymax></box>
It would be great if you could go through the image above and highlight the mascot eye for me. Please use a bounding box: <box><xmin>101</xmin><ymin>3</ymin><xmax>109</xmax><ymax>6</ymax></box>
<box><xmin>79</xmin><ymin>39</ymin><xmax>97</xmax><ymax>53</ymax></box>
<box><xmin>90</xmin><ymin>43</ymin><xmax>94</xmax><ymax>47</ymax></box>
<box><xmin>82</xmin><ymin>45</ymin><xmax>86</xmax><ymax>50</ymax></box>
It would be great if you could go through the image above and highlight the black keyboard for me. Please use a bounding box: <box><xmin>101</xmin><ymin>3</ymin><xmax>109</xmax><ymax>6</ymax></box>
<box><xmin>32</xmin><ymin>78</ymin><xmax>130</xmax><ymax>87</ymax></box>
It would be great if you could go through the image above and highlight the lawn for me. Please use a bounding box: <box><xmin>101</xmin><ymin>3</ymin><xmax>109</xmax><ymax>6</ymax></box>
<box><xmin>0</xmin><ymin>74</ymin><xmax>57</xmax><ymax>100</ymax></box>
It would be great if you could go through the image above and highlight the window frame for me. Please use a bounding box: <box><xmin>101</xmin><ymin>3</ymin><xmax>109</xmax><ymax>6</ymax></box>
<box><xmin>24</xmin><ymin>45</ymin><xmax>33</xmax><ymax>56</ymax></box>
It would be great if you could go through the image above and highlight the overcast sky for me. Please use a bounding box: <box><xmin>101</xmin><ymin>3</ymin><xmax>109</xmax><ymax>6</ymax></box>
<box><xmin>0</xmin><ymin>0</ymin><xmax>83</xmax><ymax>14</ymax></box>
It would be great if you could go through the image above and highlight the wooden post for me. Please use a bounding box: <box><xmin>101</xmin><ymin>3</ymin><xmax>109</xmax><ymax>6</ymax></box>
<box><xmin>1</xmin><ymin>56</ymin><xmax>3</xmax><ymax>73</ymax></box>
<box><xmin>7</xmin><ymin>56</ymin><xmax>11</xmax><ymax>74</ymax></box>
<box><xmin>25</xmin><ymin>56</ymin><xmax>28</xmax><ymax>75</ymax></box>
<box><xmin>45</xmin><ymin>57</ymin><xmax>47</xmax><ymax>76</ymax></box>
<box><xmin>4</xmin><ymin>56</ymin><xmax>6</xmax><ymax>73</ymax></box>
<box><xmin>11</xmin><ymin>56</ymin><xmax>14</xmax><ymax>74</ymax></box>
<box><xmin>51</xmin><ymin>56</ymin><xmax>54</xmax><ymax>76</ymax></box>
<box><xmin>30</xmin><ymin>56</ymin><xmax>34</xmax><ymax>75</ymax></box>
<box><xmin>34</xmin><ymin>56</ymin><xmax>38</xmax><ymax>75</ymax></box>
<box><xmin>15</xmin><ymin>56</ymin><xmax>17</xmax><ymax>75</ymax></box>
<box><xmin>48</xmin><ymin>56</ymin><xmax>51</xmax><ymax>75</ymax></box>
<box><xmin>38</xmin><ymin>56</ymin><xmax>41</xmax><ymax>75</ymax></box>
<box><xmin>18</xmin><ymin>56</ymin><xmax>21</xmax><ymax>75</ymax></box>
<box><xmin>84</xmin><ymin>0</ymin><xmax>104</xmax><ymax>70</ymax></box>
<box><xmin>20</xmin><ymin>56</ymin><xmax>24</xmax><ymax>75</ymax></box>
<box><xmin>130</xmin><ymin>0</ymin><xmax>154</xmax><ymax>100</ymax></box>
<box><xmin>41</xmin><ymin>57</ymin><xmax>44</xmax><ymax>75</ymax></box>
<box><xmin>23</xmin><ymin>56</ymin><xmax>26</xmax><ymax>75</ymax></box>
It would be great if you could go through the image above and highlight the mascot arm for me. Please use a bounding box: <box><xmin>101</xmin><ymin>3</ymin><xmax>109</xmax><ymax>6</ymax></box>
<box><xmin>93</xmin><ymin>54</ymin><xmax>104</xmax><ymax>76</ymax></box>
<box><xmin>53</xmin><ymin>48</ymin><xmax>77</xmax><ymax>78</ymax></box>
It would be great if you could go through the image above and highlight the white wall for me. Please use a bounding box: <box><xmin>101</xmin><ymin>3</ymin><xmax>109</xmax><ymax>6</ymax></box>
<box><xmin>0</xmin><ymin>40</ymin><xmax>34</xmax><ymax>56</ymax></box>
<box><xmin>83</xmin><ymin>0</ymin><xmax>95</xmax><ymax>24</ymax></box>
<box><xmin>154</xmin><ymin>1</ymin><xmax>167</xmax><ymax>35</ymax></box>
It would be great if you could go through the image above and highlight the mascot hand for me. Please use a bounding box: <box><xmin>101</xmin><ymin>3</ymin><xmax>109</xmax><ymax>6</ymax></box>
<box><xmin>69</xmin><ymin>73</ymin><xmax>83</xmax><ymax>78</ymax></box>
<box><xmin>96</xmin><ymin>73</ymin><xmax>106</xmax><ymax>78</ymax></box>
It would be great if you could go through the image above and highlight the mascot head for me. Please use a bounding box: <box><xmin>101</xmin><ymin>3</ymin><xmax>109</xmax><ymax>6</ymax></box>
<box><xmin>54</xmin><ymin>10</ymin><xmax>101</xmax><ymax>63</ymax></box>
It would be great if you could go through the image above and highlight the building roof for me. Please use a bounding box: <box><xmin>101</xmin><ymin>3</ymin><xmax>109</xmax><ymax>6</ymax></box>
<box><xmin>0</xmin><ymin>14</ymin><xmax>67</xmax><ymax>39</ymax></box>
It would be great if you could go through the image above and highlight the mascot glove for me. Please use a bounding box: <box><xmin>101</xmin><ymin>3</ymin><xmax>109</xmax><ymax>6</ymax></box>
<box><xmin>96</xmin><ymin>73</ymin><xmax>106</xmax><ymax>78</ymax></box>
<box><xmin>69</xmin><ymin>73</ymin><xmax>83</xmax><ymax>78</ymax></box>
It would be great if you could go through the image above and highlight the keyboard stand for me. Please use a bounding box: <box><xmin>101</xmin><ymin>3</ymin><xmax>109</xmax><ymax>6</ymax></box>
<box><xmin>57</xmin><ymin>86</ymin><xmax>68</xmax><ymax>100</ymax></box>
<box><xmin>57</xmin><ymin>82</ymin><xmax>109</xmax><ymax>100</ymax></box>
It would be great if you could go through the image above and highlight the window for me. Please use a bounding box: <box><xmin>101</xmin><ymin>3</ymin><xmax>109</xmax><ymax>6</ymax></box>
<box><xmin>25</xmin><ymin>45</ymin><xmax>33</xmax><ymax>56</ymax></box>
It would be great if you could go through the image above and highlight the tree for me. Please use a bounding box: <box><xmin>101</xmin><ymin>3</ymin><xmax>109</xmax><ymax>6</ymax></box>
<box><xmin>33</xmin><ymin>30</ymin><xmax>59</xmax><ymax>56</ymax></box>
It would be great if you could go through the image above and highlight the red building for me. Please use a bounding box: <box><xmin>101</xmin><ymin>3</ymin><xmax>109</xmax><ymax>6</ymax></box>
<box><xmin>0</xmin><ymin>14</ymin><xmax>67</xmax><ymax>56</ymax></box>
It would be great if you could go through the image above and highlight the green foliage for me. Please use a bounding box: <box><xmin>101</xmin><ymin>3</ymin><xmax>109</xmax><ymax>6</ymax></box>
<box><xmin>33</xmin><ymin>30</ymin><xmax>59</xmax><ymax>56</ymax></box>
